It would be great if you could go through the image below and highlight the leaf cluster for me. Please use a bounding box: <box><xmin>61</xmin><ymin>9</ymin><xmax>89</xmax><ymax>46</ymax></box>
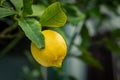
<box><xmin>0</xmin><ymin>0</ymin><xmax>67</xmax><ymax>49</ymax></box>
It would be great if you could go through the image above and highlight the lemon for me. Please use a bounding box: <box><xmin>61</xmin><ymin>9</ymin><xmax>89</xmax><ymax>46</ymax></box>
<box><xmin>31</xmin><ymin>30</ymin><xmax>67</xmax><ymax>67</ymax></box>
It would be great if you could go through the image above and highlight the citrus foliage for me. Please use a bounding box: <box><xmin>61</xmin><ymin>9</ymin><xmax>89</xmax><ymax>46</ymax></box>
<box><xmin>0</xmin><ymin>0</ymin><xmax>67</xmax><ymax>49</ymax></box>
<box><xmin>0</xmin><ymin>0</ymin><xmax>67</xmax><ymax>67</ymax></box>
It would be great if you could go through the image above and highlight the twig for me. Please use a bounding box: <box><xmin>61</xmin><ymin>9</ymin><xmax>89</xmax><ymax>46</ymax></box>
<box><xmin>67</xmin><ymin>22</ymin><xmax>84</xmax><ymax>54</ymax></box>
<box><xmin>2</xmin><ymin>22</ymin><xmax>17</xmax><ymax>34</ymax></box>
<box><xmin>0</xmin><ymin>32</ymin><xmax>24</xmax><ymax>58</ymax></box>
<box><xmin>0</xmin><ymin>33</ymin><xmax>20</xmax><ymax>39</ymax></box>
<box><xmin>0</xmin><ymin>22</ymin><xmax>18</xmax><ymax>39</ymax></box>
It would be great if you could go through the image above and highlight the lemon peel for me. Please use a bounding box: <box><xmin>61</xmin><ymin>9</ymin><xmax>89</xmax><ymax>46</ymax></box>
<box><xmin>31</xmin><ymin>30</ymin><xmax>67</xmax><ymax>67</ymax></box>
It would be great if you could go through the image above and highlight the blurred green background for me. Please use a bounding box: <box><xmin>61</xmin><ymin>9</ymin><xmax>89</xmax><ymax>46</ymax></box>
<box><xmin>0</xmin><ymin>0</ymin><xmax>120</xmax><ymax>80</ymax></box>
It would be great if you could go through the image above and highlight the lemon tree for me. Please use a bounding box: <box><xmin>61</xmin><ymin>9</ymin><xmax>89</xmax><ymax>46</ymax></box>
<box><xmin>0</xmin><ymin>0</ymin><xmax>67</xmax><ymax>67</ymax></box>
<box><xmin>17</xmin><ymin>2</ymin><xmax>67</xmax><ymax>67</ymax></box>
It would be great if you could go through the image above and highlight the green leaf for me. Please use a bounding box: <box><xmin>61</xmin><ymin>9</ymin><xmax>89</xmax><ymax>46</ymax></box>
<box><xmin>80</xmin><ymin>26</ymin><xmax>90</xmax><ymax>48</ymax></box>
<box><xmin>78</xmin><ymin>48</ymin><xmax>103</xmax><ymax>69</ymax></box>
<box><xmin>0</xmin><ymin>0</ymin><xmax>5</xmax><ymax>6</ymax></box>
<box><xmin>18</xmin><ymin>18</ymin><xmax>45</xmax><ymax>48</ymax></box>
<box><xmin>68</xmin><ymin>15</ymin><xmax>85</xmax><ymax>26</ymax></box>
<box><xmin>102</xmin><ymin>38</ymin><xmax>120</xmax><ymax>56</ymax></box>
<box><xmin>32</xmin><ymin>4</ymin><xmax>45</xmax><ymax>17</ymax></box>
<box><xmin>111</xmin><ymin>29</ymin><xmax>120</xmax><ymax>38</ymax></box>
<box><xmin>88</xmin><ymin>7</ymin><xmax>101</xmax><ymax>18</ymax></box>
<box><xmin>23</xmin><ymin>0</ymin><xmax>33</xmax><ymax>16</ymax></box>
<box><xmin>1</xmin><ymin>0</ymin><xmax>13</xmax><ymax>8</ymax></box>
<box><xmin>68</xmin><ymin>76</ymin><xmax>76</xmax><ymax>80</ymax></box>
<box><xmin>0</xmin><ymin>8</ymin><xmax>17</xmax><ymax>18</ymax></box>
<box><xmin>10</xmin><ymin>0</ymin><xmax>23</xmax><ymax>12</ymax></box>
<box><xmin>65</xmin><ymin>5</ymin><xmax>85</xmax><ymax>26</ymax></box>
<box><xmin>40</xmin><ymin>2</ymin><xmax>67</xmax><ymax>27</ymax></box>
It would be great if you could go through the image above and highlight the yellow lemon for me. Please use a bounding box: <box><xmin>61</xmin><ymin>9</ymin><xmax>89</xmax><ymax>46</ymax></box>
<box><xmin>31</xmin><ymin>30</ymin><xmax>67</xmax><ymax>67</ymax></box>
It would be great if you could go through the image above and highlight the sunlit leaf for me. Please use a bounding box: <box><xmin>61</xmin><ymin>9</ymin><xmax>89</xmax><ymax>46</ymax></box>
<box><xmin>18</xmin><ymin>18</ymin><xmax>45</xmax><ymax>48</ymax></box>
<box><xmin>40</xmin><ymin>2</ymin><xmax>67</xmax><ymax>27</ymax></box>
<box><xmin>32</xmin><ymin>4</ymin><xmax>45</xmax><ymax>17</ymax></box>
<box><xmin>0</xmin><ymin>8</ymin><xmax>16</xmax><ymax>18</ymax></box>
<box><xmin>0</xmin><ymin>0</ymin><xmax>5</xmax><ymax>6</ymax></box>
